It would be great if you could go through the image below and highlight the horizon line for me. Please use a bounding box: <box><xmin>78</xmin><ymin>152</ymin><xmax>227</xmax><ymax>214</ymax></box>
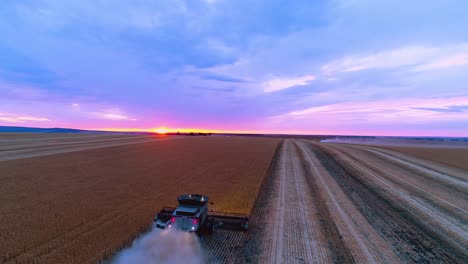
<box><xmin>0</xmin><ymin>125</ymin><xmax>466</xmax><ymax>138</ymax></box>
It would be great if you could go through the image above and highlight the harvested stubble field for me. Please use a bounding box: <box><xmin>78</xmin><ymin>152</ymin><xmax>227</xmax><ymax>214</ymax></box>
<box><xmin>379</xmin><ymin>145</ymin><xmax>468</xmax><ymax>171</ymax></box>
<box><xmin>201</xmin><ymin>139</ymin><xmax>468</xmax><ymax>263</ymax></box>
<box><xmin>0</xmin><ymin>134</ymin><xmax>280</xmax><ymax>264</ymax></box>
<box><xmin>0</xmin><ymin>133</ymin><xmax>166</xmax><ymax>161</ymax></box>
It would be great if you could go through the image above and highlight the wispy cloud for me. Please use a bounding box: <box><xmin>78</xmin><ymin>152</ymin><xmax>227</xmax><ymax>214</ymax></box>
<box><xmin>322</xmin><ymin>47</ymin><xmax>434</xmax><ymax>73</ymax></box>
<box><xmin>203</xmin><ymin>0</ymin><xmax>219</xmax><ymax>4</ymax></box>
<box><xmin>411</xmin><ymin>105</ymin><xmax>468</xmax><ymax>113</ymax></box>
<box><xmin>322</xmin><ymin>44</ymin><xmax>468</xmax><ymax>74</ymax></box>
<box><xmin>92</xmin><ymin>112</ymin><xmax>136</xmax><ymax>121</ymax></box>
<box><xmin>413</xmin><ymin>53</ymin><xmax>468</xmax><ymax>72</ymax></box>
<box><xmin>91</xmin><ymin>109</ymin><xmax>136</xmax><ymax>121</ymax></box>
<box><xmin>0</xmin><ymin>113</ymin><xmax>50</xmax><ymax>123</ymax></box>
<box><xmin>273</xmin><ymin>97</ymin><xmax>468</xmax><ymax>123</ymax></box>
<box><xmin>14</xmin><ymin>1</ymin><xmax>167</xmax><ymax>31</ymax></box>
<box><xmin>66</xmin><ymin>101</ymin><xmax>137</xmax><ymax>121</ymax></box>
<box><xmin>263</xmin><ymin>75</ymin><xmax>316</xmax><ymax>93</ymax></box>
<box><xmin>200</xmin><ymin>73</ymin><xmax>248</xmax><ymax>83</ymax></box>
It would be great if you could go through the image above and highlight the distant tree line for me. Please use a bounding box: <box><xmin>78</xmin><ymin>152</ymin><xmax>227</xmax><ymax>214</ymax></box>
<box><xmin>169</xmin><ymin>132</ymin><xmax>212</xmax><ymax>136</ymax></box>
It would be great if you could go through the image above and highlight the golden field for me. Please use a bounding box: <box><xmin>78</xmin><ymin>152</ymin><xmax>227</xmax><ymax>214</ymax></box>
<box><xmin>0</xmin><ymin>134</ymin><xmax>280</xmax><ymax>264</ymax></box>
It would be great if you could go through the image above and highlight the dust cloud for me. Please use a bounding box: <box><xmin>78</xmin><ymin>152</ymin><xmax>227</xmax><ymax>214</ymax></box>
<box><xmin>320</xmin><ymin>137</ymin><xmax>389</xmax><ymax>145</ymax></box>
<box><xmin>114</xmin><ymin>228</ymin><xmax>203</xmax><ymax>264</ymax></box>
<box><xmin>320</xmin><ymin>137</ymin><xmax>468</xmax><ymax>148</ymax></box>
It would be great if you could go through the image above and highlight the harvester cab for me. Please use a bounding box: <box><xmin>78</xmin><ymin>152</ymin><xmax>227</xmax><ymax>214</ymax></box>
<box><xmin>154</xmin><ymin>194</ymin><xmax>249</xmax><ymax>234</ymax></box>
<box><xmin>171</xmin><ymin>194</ymin><xmax>208</xmax><ymax>232</ymax></box>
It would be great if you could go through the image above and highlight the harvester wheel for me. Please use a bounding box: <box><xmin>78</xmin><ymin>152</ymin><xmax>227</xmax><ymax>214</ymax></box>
<box><xmin>206</xmin><ymin>222</ymin><xmax>214</xmax><ymax>234</ymax></box>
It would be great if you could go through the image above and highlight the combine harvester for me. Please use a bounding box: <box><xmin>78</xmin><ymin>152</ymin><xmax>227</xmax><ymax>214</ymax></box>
<box><xmin>154</xmin><ymin>194</ymin><xmax>249</xmax><ymax>234</ymax></box>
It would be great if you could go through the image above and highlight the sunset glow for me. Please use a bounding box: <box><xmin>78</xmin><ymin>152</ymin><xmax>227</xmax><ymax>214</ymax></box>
<box><xmin>0</xmin><ymin>1</ymin><xmax>467</xmax><ymax>136</ymax></box>
<box><xmin>98</xmin><ymin>127</ymin><xmax>269</xmax><ymax>135</ymax></box>
<box><xmin>152</xmin><ymin>127</ymin><xmax>170</xmax><ymax>134</ymax></box>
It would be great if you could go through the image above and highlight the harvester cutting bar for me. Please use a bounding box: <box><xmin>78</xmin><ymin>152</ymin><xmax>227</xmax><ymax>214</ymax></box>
<box><xmin>154</xmin><ymin>207</ymin><xmax>175</xmax><ymax>229</ymax></box>
<box><xmin>208</xmin><ymin>211</ymin><xmax>249</xmax><ymax>230</ymax></box>
<box><xmin>157</xmin><ymin>207</ymin><xmax>175</xmax><ymax>218</ymax></box>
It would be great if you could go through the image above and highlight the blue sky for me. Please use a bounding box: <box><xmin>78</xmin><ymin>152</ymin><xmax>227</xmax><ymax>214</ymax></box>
<box><xmin>0</xmin><ymin>0</ymin><xmax>467</xmax><ymax>136</ymax></box>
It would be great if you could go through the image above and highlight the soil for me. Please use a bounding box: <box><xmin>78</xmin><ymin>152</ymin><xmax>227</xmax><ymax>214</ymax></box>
<box><xmin>2</xmin><ymin>134</ymin><xmax>466</xmax><ymax>264</ymax></box>
<box><xmin>201</xmin><ymin>139</ymin><xmax>467</xmax><ymax>263</ymax></box>
<box><xmin>0</xmin><ymin>135</ymin><xmax>280</xmax><ymax>264</ymax></box>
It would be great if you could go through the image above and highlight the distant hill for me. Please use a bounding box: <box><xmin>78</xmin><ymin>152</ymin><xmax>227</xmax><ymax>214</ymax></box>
<box><xmin>0</xmin><ymin>126</ymin><xmax>161</xmax><ymax>135</ymax></box>
<box><xmin>0</xmin><ymin>126</ymin><xmax>91</xmax><ymax>133</ymax></box>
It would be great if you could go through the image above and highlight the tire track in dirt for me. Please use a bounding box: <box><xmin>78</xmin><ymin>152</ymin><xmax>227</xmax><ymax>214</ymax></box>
<box><xmin>293</xmin><ymin>143</ymin><xmax>354</xmax><ymax>263</ymax></box>
<box><xmin>105</xmin><ymin>138</ymin><xmax>466</xmax><ymax>263</ymax></box>
<box><xmin>203</xmin><ymin>139</ymin><xmax>349</xmax><ymax>263</ymax></box>
<box><xmin>199</xmin><ymin>141</ymin><xmax>285</xmax><ymax>264</ymax></box>
<box><xmin>0</xmin><ymin>134</ymin><xmax>117</xmax><ymax>145</ymax></box>
<box><xmin>0</xmin><ymin>137</ymin><xmax>184</xmax><ymax>161</ymax></box>
<box><xmin>265</xmin><ymin>139</ymin><xmax>328</xmax><ymax>263</ymax></box>
<box><xmin>271</xmin><ymin>139</ymin><xmax>286</xmax><ymax>263</ymax></box>
<box><xmin>0</xmin><ymin>135</ymin><xmax>152</xmax><ymax>156</ymax></box>
<box><xmin>297</xmin><ymin>141</ymin><xmax>396</xmax><ymax>263</ymax></box>
<box><xmin>320</xmin><ymin>143</ymin><xmax>468</xmax><ymax>255</ymax></box>
<box><xmin>205</xmin><ymin>140</ymin><xmax>467</xmax><ymax>263</ymax></box>
<box><xmin>333</xmin><ymin>144</ymin><xmax>467</xmax><ymax>220</ymax></box>
<box><xmin>291</xmin><ymin>145</ymin><xmax>319</xmax><ymax>262</ymax></box>
<box><xmin>359</xmin><ymin>145</ymin><xmax>468</xmax><ymax>190</ymax></box>
<box><xmin>0</xmin><ymin>135</ymin><xmax>150</xmax><ymax>151</ymax></box>
<box><xmin>309</xmin><ymin>142</ymin><xmax>467</xmax><ymax>263</ymax></box>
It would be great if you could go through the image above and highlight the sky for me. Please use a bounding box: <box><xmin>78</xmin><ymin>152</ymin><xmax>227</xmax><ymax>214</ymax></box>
<box><xmin>0</xmin><ymin>0</ymin><xmax>467</xmax><ymax>136</ymax></box>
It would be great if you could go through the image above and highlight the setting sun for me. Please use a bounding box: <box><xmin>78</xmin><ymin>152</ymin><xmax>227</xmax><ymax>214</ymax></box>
<box><xmin>153</xmin><ymin>127</ymin><xmax>170</xmax><ymax>134</ymax></box>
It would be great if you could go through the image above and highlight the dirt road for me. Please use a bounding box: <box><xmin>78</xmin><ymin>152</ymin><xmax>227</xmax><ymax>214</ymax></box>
<box><xmin>203</xmin><ymin>139</ymin><xmax>467</xmax><ymax>263</ymax></box>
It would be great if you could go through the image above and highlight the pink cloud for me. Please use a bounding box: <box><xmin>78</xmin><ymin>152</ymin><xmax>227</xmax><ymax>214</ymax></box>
<box><xmin>275</xmin><ymin>96</ymin><xmax>468</xmax><ymax>122</ymax></box>
<box><xmin>266</xmin><ymin>96</ymin><xmax>468</xmax><ymax>136</ymax></box>
<box><xmin>0</xmin><ymin>113</ymin><xmax>50</xmax><ymax>123</ymax></box>
<box><xmin>413</xmin><ymin>53</ymin><xmax>468</xmax><ymax>71</ymax></box>
<box><xmin>322</xmin><ymin>44</ymin><xmax>468</xmax><ymax>74</ymax></box>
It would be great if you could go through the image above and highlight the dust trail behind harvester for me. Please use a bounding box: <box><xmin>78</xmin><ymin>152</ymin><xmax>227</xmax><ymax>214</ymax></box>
<box><xmin>320</xmin><ymin>137</ymin><xmax>468</xmax><ymax>148</ymax></box>
<box><xmin>114</xmin><ymin>228</ymin><xmax>203</xmax><ymax>264</ymax></box>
